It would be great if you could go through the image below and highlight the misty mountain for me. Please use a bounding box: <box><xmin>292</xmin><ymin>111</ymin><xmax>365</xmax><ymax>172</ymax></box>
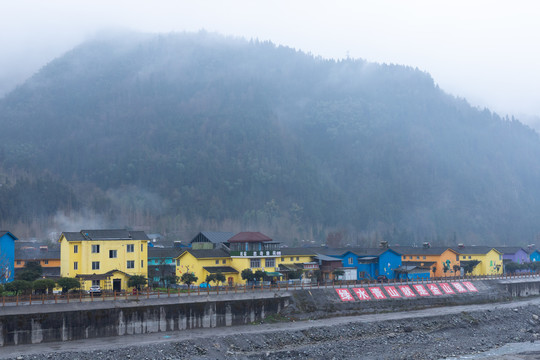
<box><xmin>1</xmin><ymin>31</ymin><xmax>539</xmax><ymax>245</ymax></box>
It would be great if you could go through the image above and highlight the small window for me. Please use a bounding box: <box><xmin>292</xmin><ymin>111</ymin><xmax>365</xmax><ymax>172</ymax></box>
<box><xmin>92</xmin><ymin>261</ymin><xmax>100</xmax><ymax>270</ymax></box>
<box><xmin>281</xmin><ymin>257</ymin><xmax>284</xmax><ymax>262</ymax></box>
<box><xmin>416</xmin><ymin>256</ymin><xmax>420</xmax><ymax>259</ymax></box>
<box><xmin>109</xmin><ymin>250</ymin><xmax>117</xmax><ymax>258</ymax></box>
<box><xmin>141</xmin><ymin>243</ymin><xmax>143</xmax><ymax>252</ymax></box>
<box><xmin>91</xmin><ymin>244</ymin><xmax>100</xmax><ymax>253</ymax></box>
<box><xmin>73</xmin><ymin>245</ymin><xmax>78</xmax><ymax>253</ymax></box>
<box><xmin>92</xmin><ymin>280</ymin><xmax>100</xmax><ymax>286</ymax></box>
<box><xmin>296</xmin><ymin>257</ymin><xmax>299</xmax><ymax>261</ymax></box>
<box><xmin>16</xmin><ymin>260</ymin><xmax>21</xmax><ymax>265</ymax></box>
<box><xmin>44</xmin><ymin>260</ymin><xmax>49</xmax><ymax>265</ymax></box>
<box><xmin>250</xmin><ymin>258</ymin><xmax>260</xmax><ymax>268</ymax></box>
<box><xmin>463</xmin><ymin>256</ymin><xmax>466</xmax><ymax>259</ymax></box>
<box><xmin>222</xmin><ymin>260</ymin><xmax>226</xmax><ymax>264</ymax></box>
<box><xmin>469</xmin><ymin>256</ymin><xmax>471</xmax><ymax>259</ymax></box>
<box><xmin>141</xmin><ymin>260</ymin><xmax>144</xmax><ymax>268</ymax></box>
<box><xmin>127</xmin><ymin>244</ymin><xmax>134</xmax><ymax>253</ymax></box>
<box><xmin>127</xmin><ymin>260</ymin><xmax>135</xmax><ymax>269</ymax></box>
<box><xmin>290</xmin><ymin>257</ymin><xmax>293</xmax><ymax>261</ymax></box>
<box><xmin>409</xmin><ymin>256</ymin><xmax>413</xmax><ymax>259</ymax></box>
<box><xmin>422</xmin><ymin>256</ymin><xmax>426</xmax><ymax>260</ymax></box>
<box><xmin>265</xmin><ymin>258</ymin><xmax>275</xmax><ymax>267</ymax></box>
<box><xmin>176</xmin><ymin>259</ymin><xmax>180</xmax><ymax>266</ymax></box>
<box><xmin>348</xmin><ymin>258</ymin><xmax>353</xmax><ymax>265</ymax></box>
<box><xmin>74</xmin><ymin>261</ymin><xmax>78</xmax><ymax>270</ymax></box>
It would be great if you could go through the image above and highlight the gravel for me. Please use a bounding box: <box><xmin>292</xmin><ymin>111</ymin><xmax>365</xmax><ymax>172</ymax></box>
<box><xmin>5</xmin><ymin>303</ymin><xmax>540</xmax><ymax>360</ymax></box>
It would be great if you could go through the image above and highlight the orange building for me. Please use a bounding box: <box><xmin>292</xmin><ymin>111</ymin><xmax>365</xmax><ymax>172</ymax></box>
<box><xmin>15</xmin><ymin>246</ymin><xmax>61</xmax><ymax>278</ymax></box>
<box><xmin>392</xmin><ymin>245</ymin><xmax>461</xmax><ymax>278</ymax></box>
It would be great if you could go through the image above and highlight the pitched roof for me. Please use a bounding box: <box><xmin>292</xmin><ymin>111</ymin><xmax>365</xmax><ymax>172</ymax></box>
<box><xmin>179</xmin><ymin>248</ymin><xmax>230</xmax><ymax>259</ymax></box>
<box><xmin>494</xmin><ymin>246</ymin><xmax>528</xmax><ymax>255</ymax></box>
<box><xmin>280</xmin><ymin>247</ymin><xmax>318</xmax><ymax>256</ymax></box>
<box><xmin>228</xmin><ymin>232</ymin><xmax>272</xmax><ymax>243</ymax></box>
<box><xmin>148</xmin><ymin>247</ymin><xmax>183</xmax><ymax>259</ymax></box>
<box><xmin>391</xmin><ymin>246</ymin><xmax>458</xmax><ymax>256</ymax></box>
<box><xmin>62</xmin><ymin>230</ymin><xmax>149</xmax><ymax>241</ymax></box>
<box><xmin>0</xmin><ymin>231</ymin><xmax>18</xmax><ymax>240</ymax></box>
<box><xmin>451</xmin><ymin>246</ymin><xmax>500</xmax><ymax>255</ymax></box>
<box><xmin>191</xmin><ymin>232</ymin><xmax>235</xmax><ymax>244</ymax></box>
<box><xmin>15</xmin><ymin>249</ymin><xmax>60</xmax><ymax>260</ymax></box>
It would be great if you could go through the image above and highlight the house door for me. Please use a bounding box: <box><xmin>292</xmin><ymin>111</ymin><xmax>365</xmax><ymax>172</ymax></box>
<box><xmin>228</xmin><ymin>277</ymin><xmax>234</xmax><ymax>287</ymax></box>
<box><xmin>113</xmin><ymin>278</ymin><xmax>122</xmax><ymax>292</ymax></box>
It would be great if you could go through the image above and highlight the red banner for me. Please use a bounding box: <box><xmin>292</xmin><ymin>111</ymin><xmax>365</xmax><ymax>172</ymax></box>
<box><xmin>412</xmin><ymin>284</ymin><xmax>430</xmax><ymax>296</ymax></box>
<box><xmin>384</xmin><ymin>286</ymin><xmax>402</xmax><ymax>298</ymax></box>
<box><xmin>451</xmin><ymin>282</ymin><xmax>468</xmax><ymax>293</ymax></box>
<box><xmin>427</xmin><ymin>283</ymin><xmax>443</xmax><ymax>295</ymax></box>
<box><xmin>462</xmin><ymin>281</ymin><xmax>478</xmax><ymax>292</ymax></box>
<box><xmin>398</xmin><ymin>285</ymin><xmax>416</xmax><ymax>297</ymax></box>
<box><xmin>369</xmin><ymin>287</ymin><xmax>387</xmax><ymax>299</ymax></box>
<box><xmin>439</xmin><ymin>283</ymin><xmax>455</xmax><ymax>294</ymax></box>
<box><xmin>352</xmin><ymin>287</ymin><xmax>371</xmax><ymax>300</ymax></box>
<box><xmin>336</xmin><ymin>288</ymin><xmax>355</xmax><ymax>301</ymax></box>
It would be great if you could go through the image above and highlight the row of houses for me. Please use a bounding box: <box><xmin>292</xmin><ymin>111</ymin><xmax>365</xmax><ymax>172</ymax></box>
<box><xmin>2</xmin><ymin>229</ymin><xmax>540</xmax><ymax>291</ymax></box>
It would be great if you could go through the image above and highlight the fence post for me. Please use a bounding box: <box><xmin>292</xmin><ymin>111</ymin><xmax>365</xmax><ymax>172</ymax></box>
<box><xmin>79</xmin><ymin>291</ymin><xmax>82</xmax><ymax>303</ymax></box>
<box><xmin>16</xmin><ymin>294</ymin><xmax>18</xmax><ymax>306</ymax></box>
<box><xmin>147</xmin><ymin>287</ymin><xmax>150</xmax><ymax>299</ymax></box>
<box><xmin>54</xmin><ymin>294</ymin><xmax>57</xmax><ymax>304</ymax></box>
<box><xmin>29</xmin><ymin>294</ymin><xmax>32</xmax><ymax>305</ymax></box>
<box><xmin>67</xmin><ymin>293</ymin><xmax>69</xmax><ymax>304</ymax></box>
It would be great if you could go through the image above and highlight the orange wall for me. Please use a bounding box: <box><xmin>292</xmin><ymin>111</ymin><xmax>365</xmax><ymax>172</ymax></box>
<box><xmin>14</xmin><ymin>259</ymin><xmax>61</xmax><ymax>268</ymax></box>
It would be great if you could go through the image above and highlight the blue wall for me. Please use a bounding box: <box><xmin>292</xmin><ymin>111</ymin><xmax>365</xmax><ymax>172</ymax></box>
<box><xmin>0</xmin><ymin>232</ymin><xmax>16</xmax><ymax>284</ymax></box>
<box><xmin>378</xmin><ymin>250</ymin><xmax>402</xmax><ymax>280</ymax></box>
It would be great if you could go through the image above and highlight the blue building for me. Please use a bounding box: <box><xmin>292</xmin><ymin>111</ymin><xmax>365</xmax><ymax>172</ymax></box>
<box><xmin>0</xmin><ymin>231</ymin><xmax>17</xmax><ymax>284</ymax></box>
<box><xmin>529</xmin><ymin>249</ymin><xmax>540</xmax><ymax>263</ymax></box>
<box><xmin>321</xmin><ymin>247</ymin><xmax>402</xmax><ymax>280</ymax></box>
<box><xmin>148</xmin><ymin>247</ymin><xmax>183</xmax><ymax>287</ymax></box>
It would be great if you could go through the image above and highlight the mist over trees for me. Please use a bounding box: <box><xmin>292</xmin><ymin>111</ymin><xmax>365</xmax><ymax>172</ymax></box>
<box><xmin>0</xmin><ymin>31</ymin><xmax>539</xmax><ymax>246</ymax></box>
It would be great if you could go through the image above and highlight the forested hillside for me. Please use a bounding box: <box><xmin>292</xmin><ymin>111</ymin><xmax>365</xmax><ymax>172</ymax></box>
<box><xmin>0</xmin><ymin>31</ymin><xmax>539</xmax><ymax>245</ymax></box>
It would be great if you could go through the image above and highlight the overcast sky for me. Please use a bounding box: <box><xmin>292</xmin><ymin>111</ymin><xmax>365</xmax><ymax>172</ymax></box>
<box><xmin>2</xmin><ymin>0</ymin><xmax>540</xmax><ymax>124</ymax></box>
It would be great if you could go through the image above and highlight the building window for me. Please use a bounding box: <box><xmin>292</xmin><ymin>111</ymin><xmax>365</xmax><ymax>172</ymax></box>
<box><xmin>74</xmin><ymin>261</ymin><xmax>78</xmax><ymax>270</ymax></box>
<box><xmin>468</xmin><ymin>256</ymin><xmax>471</xmax><ymax>259</ymax></box>
<box><xmin>44</xmin><ymin>260</ymin><xmax>49</xmax><ymax>265</ymax></box>
<box><xmin>281</xmin><ymin>257</ymin><xmax>284</xmax><ymax>262</ymax></box>
<box><xmin>176</xmin><ymin>259</ymin><xmax>180</xmax><ymax>266</ymax></box>
<box><xmin>416</xmin><ymin>256</ymin><xmax>420</xmax><ymax>259</ymax></box>
<box><xmin>109</xmin><ymin>250</ymin><xmax>117</xmax><ymax>258</ymax></box>
<box><xmin>409</xmin><ymin>256</ymin><xmax>413</xmax><ymax>259</ymax></box>
<box><xmin>92</xmin><ymin>280</ymin><xmax>100</xmax><ymax>286</ymax></box>
<box><xmin>91</xmin><ymin>244</ymin><xmax>100</xmax><ymax>253</ymax></box>
<box><xmin>216</xmin><ymin>260</ymin><xmax>219</xmax><ymax>265</ymax></box>
<box><xmin>422</xmin><ymin>256</ymin><xmax>426</xmax><ymax>260</ymax></box>
<box><xmin>127</xmin><ymin>260</ymin><xmax>135</xmax><ymax>269</ymax></box>
<box><xmin>463</xmin><ymin>256</ymin><xmax>466</xmax><ymax>259</ymax></box>
<box><xmin>222</xmin><ymin>260</ymin><xmax>226</xmax><ymax>264</ymax></box>
<box><xmin>16</xmin><ymin>260</ymin><xmax>21</xmax><ymax>265</ymax></box>
<box><xmin>141</xmin><ymin>260</ymin><xmax>144</xmax><ymax>268</ymax></box>
<box><xmin>250</xmin><ymin>259</ymin><xmax>260</xmax><ymax>268</ymax></box>
<box><xmin>290</xmin><ymin>257</ymin><xmax>293</xmax><ymax>261</ymax></box>
<box><xmin>92</xmin><ymin>261</ymin><xmax>100</xmax><ymax>270</ymax></box>
<box><xmin>296</xmin><ymin>257</ymin><xmax>299</xmax><ymax>261</ymax></box>
<box><xmin>141</xmin><ymin>243</ymin><xmax>143</xmax><ymax>252</ymax></box>
<box><xmin>73</xmin><ymin>245</ymin><xmax>78</xmax><ymax>253</ymax></box>
<box><xmin>127</xmin><ymin>244</ymin><xmax>134</xmax><ymax>253</ymax></box>
<box><xmin>348</xmin><ymin>258</ymin><xmax>353</xmax><ymax>265</ymax></box>
<box><xmin>265</xmin><ymin>258</ymin><xmax>275</xmax><ymax>267</ymax></box>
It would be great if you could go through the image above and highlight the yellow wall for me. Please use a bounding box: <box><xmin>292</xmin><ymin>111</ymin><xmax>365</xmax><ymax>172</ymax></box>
<box><xmin>59</xmin><ymin>234</ymin><xmax>148</xmax><ymax>290</ymax></box>
<box><xmin>175</xmin><ymin>251</ymin><xmax>318</xmax><ymax>286</ymax></box>
<box><xmin>459</xmin><ymin>249</ymin><xmax>503</xmax><ymax>275</ymax></box>
<box><xmin>400</xmin><ymin>249</ymin><xmax>461</xmax><ymax>278</ymax></box>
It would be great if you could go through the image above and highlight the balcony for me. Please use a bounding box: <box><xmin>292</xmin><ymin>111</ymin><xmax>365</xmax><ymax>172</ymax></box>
<box><xmin>230</xmin><ymin>250</ymin><xmax>282</xmax><ymax>257</ymax></box>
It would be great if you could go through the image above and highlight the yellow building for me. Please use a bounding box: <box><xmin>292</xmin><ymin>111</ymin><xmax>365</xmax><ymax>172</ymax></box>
<box><xmin>59</xmin><ymin>229</ymin><xmax>148</xmax><ymax>291</ymax></box>
<box><xmin>175</xmin><ymin>232</ymin><xmax>320</xmax><ymax>286</ymax></box>
<box><xmin>393</xmin><ymin>246</ymin><xmax>461</xmax><ymax>278</ymax></box>
<box><xmin>453</xmin><ymin>246</ymin><xmax>503</xmax><ymax>276</ymax></box>
<box><xmin>176</xmin><ymin>248</ymin><xmax>240</xmax><ymax>286</ymax></box>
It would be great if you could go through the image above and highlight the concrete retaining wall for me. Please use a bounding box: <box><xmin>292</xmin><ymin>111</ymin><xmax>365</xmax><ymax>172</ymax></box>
<box><xmin>0</xmin><ymin>293</ymin><xmax>290</xmax><ymax>347</ymax></box>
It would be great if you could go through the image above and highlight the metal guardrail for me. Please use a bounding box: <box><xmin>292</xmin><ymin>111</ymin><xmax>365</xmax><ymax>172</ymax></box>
<box><xmin>1</xmin><ymin>272</ymin><xmax>538</xmax><ymax>307</ymax></box>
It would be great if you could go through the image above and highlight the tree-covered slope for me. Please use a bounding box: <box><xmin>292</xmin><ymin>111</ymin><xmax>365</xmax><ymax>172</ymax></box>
<box><xmin>1</xmin><ymin>31</ymin><xmax>539</xmax><ymax>245</ymax></box>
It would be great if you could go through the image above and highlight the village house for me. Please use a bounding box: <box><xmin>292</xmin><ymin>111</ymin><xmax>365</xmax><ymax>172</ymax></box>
<box><xmin>0</xmin><ymin>231</ymin><xmax>17</xmax><ymax>284</ymax></box>
<box><xmin>59</xmin><ymin>229</ymin><xmax>148</xmax><ymax>292</ymax></box>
